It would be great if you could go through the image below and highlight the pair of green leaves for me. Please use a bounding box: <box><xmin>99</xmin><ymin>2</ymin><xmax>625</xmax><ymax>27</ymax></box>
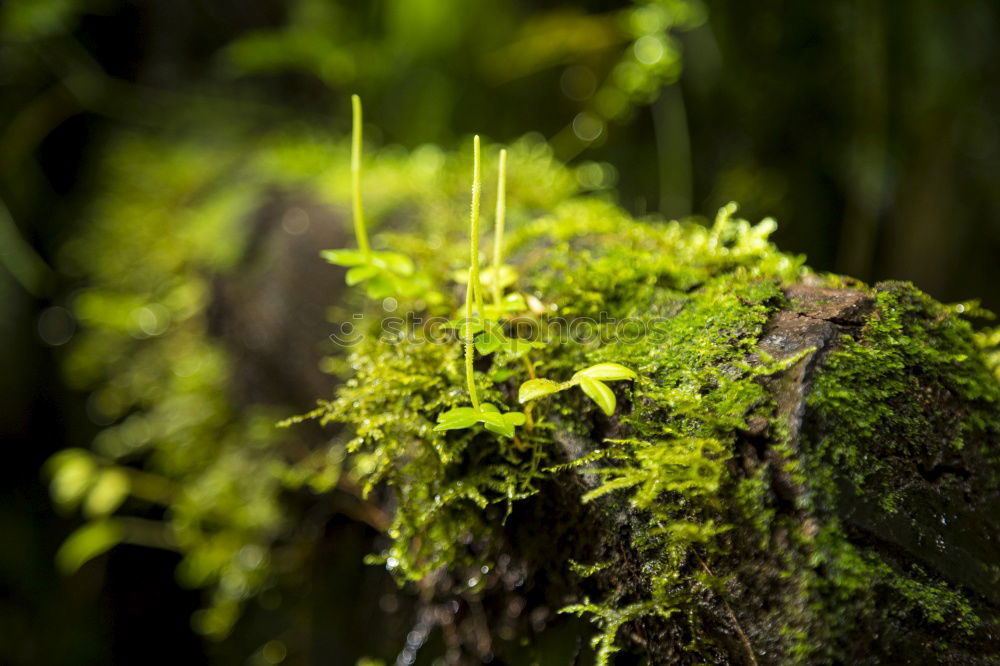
<box><xmin>451</xmin><ymin>264</ymin><xmax>518</xmax><ymax>291</ymax></box>
<box><xmin>481</xmin><ymin>291</ymin><xmax>527</xmax><ymax>320</ymax></box>
<box><xmin>451</xmin><ymin>266</ymin><xmax>526</xmax><ymax>319</ymax></box>
<box><xmin>46</xmin><ymin>448</ymin><xmax>131</xmax><ymax>519</ymax></box>
<box><xmin>474</xmin><ymin>319</ymin><xmax>544</xmax><ymax>358</ymax></box>
<box><xmin>434</xmin><ymin>402</ymin><xmax>527</xmax><ymax>438</ymax></box>
<box><xmin>322</xmin><ymin>248</ymin><xmax>423</xmax><ymax>299</ymax></box>
<box><xmin>448</xmin><ymin>315</ymin><xmax>543</xmax><ymax>358</ymax></box>
<box><xmin>518</xmin><ymin>362</ymin><xmax>637</xmax><ymax>416</ymax></box>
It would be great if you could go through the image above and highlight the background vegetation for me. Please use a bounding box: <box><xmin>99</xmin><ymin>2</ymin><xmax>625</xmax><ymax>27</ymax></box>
<box><xmin>2</xmin><ymin>0</ymin><xmax>999</xmax><ymax>664</ymax></box>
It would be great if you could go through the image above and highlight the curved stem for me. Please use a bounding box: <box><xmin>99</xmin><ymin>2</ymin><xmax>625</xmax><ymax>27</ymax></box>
<box><xmin>492</xmin><ymin>148</ymin><xmax>507</xmax><ymax>308</ymax></box>
<box><xmin>351</xmin><ymin>94</ymin><xmax>371</xmax><ymax>257</ymax></box>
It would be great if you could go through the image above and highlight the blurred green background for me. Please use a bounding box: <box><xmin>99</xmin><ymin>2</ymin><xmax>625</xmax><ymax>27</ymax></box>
<box><xmin>2</xmin><ymin>0</ymin><xmax>999</xmax><ymax>664</ymax></box>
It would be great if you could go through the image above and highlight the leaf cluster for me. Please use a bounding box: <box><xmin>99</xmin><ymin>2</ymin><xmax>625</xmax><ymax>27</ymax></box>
<box><xmin>518</xmin><ymin>362</ymin><xmax>637</xmax><ymax>416</ymax></box>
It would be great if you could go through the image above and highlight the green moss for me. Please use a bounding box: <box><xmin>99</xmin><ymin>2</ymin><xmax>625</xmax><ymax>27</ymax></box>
<box><xmin>320</xmin><ymin>201</ymin><xmax>816</xmax><ymax>660</ymax></box>
<box><xmin>310</xmin><ymin>185</ymin><xmax>1000</xmax><ymax>661</ymax></box>
<box><xmin>780</xmin><ymin>281</ymin><xmax>1000</xmax><ymax>662</ymax></box>
<box><xmin>809</xmin><ymin>282</ymin><xmax>1000</xmax><ymax>496</ymax></box>
<box><xmin>51</xmin><ymin>129</ymin><xmax>579</xmax><ymax>636</ymax></box>
<box><xmin>54</xmin><ymin>128</ymin><xmax>1000</xmax><ymax>661</ymax></box>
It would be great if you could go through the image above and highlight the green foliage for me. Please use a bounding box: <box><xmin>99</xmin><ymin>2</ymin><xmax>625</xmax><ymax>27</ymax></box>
<box><xmin>56</xmin><ymin>520</ymin><xmax>124</xmax><ymax>575</ymax></box>
<box><xmin>49</xmin><ymin>115</ymin><xmax>1000</xmax><ymax>662</ymax></box>
<box><xmin>48</xmin><ymin>126</ymin><xmax>577</xmax><ymax>637</ymax></box>
<box><xmin>434</xmin><ymin>403</ymin><xmax>526</xmax><ymax>439</ymax></box>
<box><xmin>322</xmin><ymin>95</ymin><xmax>434</xmax><ymax>300</ymax></box>
<box><xmin>317</xmin><ymin>181</ymin><xmax>809</xmax><ymax>657</ymax></box>
<box><xmin>519</xmin><ymin>362</ymin><xmax>637</xmax><ymax>415</ymax></box>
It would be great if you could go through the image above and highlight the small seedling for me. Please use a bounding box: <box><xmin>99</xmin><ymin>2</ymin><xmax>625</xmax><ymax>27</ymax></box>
<box><xmin>435</xmin><ymin>136</ymin><xmax>525</xmax><ymax>438</ymax></box>
<box><xmin>322</xmin><ymin>95</ymin><xmax>420</xmax><ymax>298</ymax></box>
<box><xmin>518</xmin><ymin>363</ymin><xmax>637</xmax><ymax>416</ymax></box>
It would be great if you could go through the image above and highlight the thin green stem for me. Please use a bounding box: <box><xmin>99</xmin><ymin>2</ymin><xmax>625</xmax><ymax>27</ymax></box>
<box><xmin>469</xmin><ymin>135</ymin><xmax>484</xmax><ymax>316</ymax></box>
<box><xmin>465</xmin><ymin>135</ymin><xmax>483</xmax><ymax>409</ymax></box>
<box><xmin>465</xmin><ymin>276</ymin><xmax>479</xmax><ymax>409</ymax></box>
<box><xmin>351</xmin><ymin>94</ymin><xmax>371</xmax><ymax>257</ymax></box>
<box><xmin>492</xmin><ymin>148</ymin><xmax>507</xmax><ymax>309</ymax></box>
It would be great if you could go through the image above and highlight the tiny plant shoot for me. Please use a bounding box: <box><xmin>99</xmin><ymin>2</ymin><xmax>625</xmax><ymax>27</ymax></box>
<box><xmin>435</xmin><ymin>136</ymin><xmax>525</xmax><ymax>439</ymax></box>
<box><xmin>519</xmin><ymin>363</ymin><xmax>637</xmax><ymax>416</ymax></box>
<box><xmin>321</xmin><ymin>94</ymin><xmax>418</xmax><ymax>299</ymax></box>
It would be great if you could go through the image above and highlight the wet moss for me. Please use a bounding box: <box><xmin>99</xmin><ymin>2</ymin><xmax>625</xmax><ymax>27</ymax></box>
<box><xmin>808</xmin><ymin>282</ymin><xmax>1000</xmax><ymax>495</ymax></box>
<box><xmin>791</xmin><ymin>281</ymin><xmax>1000</xmax><ymax>662</ymax></box>
<box><xmin>322</xmin><ymin>202</ymin><xmax>799</xmax><ymax>660</ymax></box>
<box><xmin>55</xmin><ymin>128</ymin><xmax>1000</xmax><ymax>661</ymax></box>
<box><xmin>326</xmin><ymin>198</ymin><xmax>1000</xmax><ymax>662</ymax></box>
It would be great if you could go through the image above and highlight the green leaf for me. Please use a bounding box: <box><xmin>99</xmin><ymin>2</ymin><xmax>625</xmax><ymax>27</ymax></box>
<box><xmin>504</xmin><ymin>412</ymin><xmax>526</xmax><ymax>426</ymax></box>
<box><xmin>453</xmin><ymin>317</ymin><xmax>484</xmax><ymax>338</ymax></box>
<box><xmin>453</xmin><ymin>265</ymin><xmax>517</xmax><ymax>289</ymax></box>
<box><xmin>579</xmin><ymin>377</ymin><xmax>616</xmax><ymax>416</ymax></box>
<box><xmin>573</xmin><ymin>363</ymin><xmax>637</xmax><ymax>382</ymax></box>
<box><xmin>84</xmin><ymin>469</ymin><xmax>130</xmax><ymax>518</ymax></box>
<box><xmin>345</xmin><ymin>264</ymin><xmax>378</xmax><ymax>285</ymax></box>
<box><xmin>478</xmin><ymin>410</ymin><xmax>508</xmax><ymax>430</ymax></box>
<box><xmin>321</xmin><ymin>248</ymin><xmax>368</xmax><ymax>266</ymax></box>
<box><xmin>56</xmin><ymin>520</ymin><xmax>124</xmax><ymax>574</ymax></box>
<box><xmin>501</xmin><ymin>337</ymin><xmax>534</xmax><ymax>358</ymax></box>
<box><xmin>434</xmin><ymin>404</ymin><xmax>523</xmax><ymax>438</ymax></box>
<box><xmin>491</xmin><ymin>368</ymin><xmax>513</xmax><ymax>382</ymax></box>
<box><xmin>518</xmin><ymin>378</ymin><xmax>563</xmax><ymax>403</ymax></box>
<box><xmin>485</xmin><ymin>265</ymin><xmax>518</xmax><ymax>289</ymax></box>
<box><xmin>365</xmin><ymin>273</ymin><xmax>395</xmax><ymax>298</ymax></box>
<box><xmin>371</xmin><ymin>251</ymin><xmax>414</xmax><ymax>276</ymax></box>
<box><xmin>395</xmin><ymin>271</ymin><xmax>432</xmax><ymax>298</ymax></box>
<box><xmin>479</xmin><ymin>405</ymin><xmax>522</xmax><ymax>438</ymax></box>
<box><xmin>475</xmin><ymin>321</ymin><xmax>508</xmax><ymax>354</ymax></box>
<box><xmin>501</xmin><ymin>292</ymin><xmax>527</xmax><ymax>310</ymax></box>
<box><xmin>47</xmin><ymin>449</ymin><xmax>97</xmax><ymax>509</ymax></box>
<box><xmin>482</xmin><ymin>293</ymin><xmax>528</xmax><ymax>319</ymax></box>
<box><xmin>475</xmin><ymin>330</ymin><xmax>503</xmax><ymax>354</ymax></box>
<box><xmin>434</xmin><ymin>407</ymin><xmax>479</xmax><ymax>431</ymax></box>
<box><xmin>483</xmin><ymin>421</ymin><xmax>515</xmax><ymax>438</ymax></box>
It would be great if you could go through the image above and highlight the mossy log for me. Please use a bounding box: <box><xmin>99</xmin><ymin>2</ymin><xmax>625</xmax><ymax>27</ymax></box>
<box><xmin>228</xmin><ymin>200</ymin><xmax>999</xmax><ymax>664</ymax></box>
<box><xmin>530</xmin><ymin>280</ymin><xmax>1000</xmax><ymax>664</ymax></box>
<box><xmin>68</xmin><ymin>144</ymin><xmax>998</xmax><ymax>662</ymax></box>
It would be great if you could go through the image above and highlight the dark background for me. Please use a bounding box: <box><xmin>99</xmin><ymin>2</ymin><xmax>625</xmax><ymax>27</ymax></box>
<box><xmin>2</xmin><ymin>1</ymin><xmax>998</xmax><ymax>663</ymax></box>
